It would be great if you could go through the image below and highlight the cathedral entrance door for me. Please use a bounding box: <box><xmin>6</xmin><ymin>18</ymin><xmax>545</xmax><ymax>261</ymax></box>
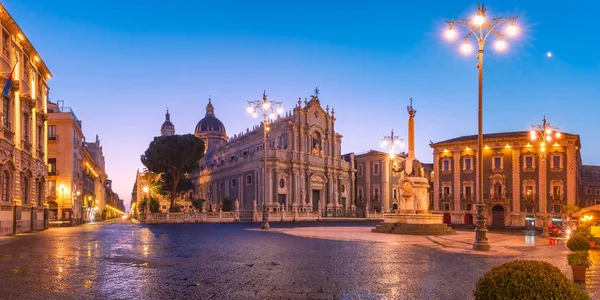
<box><xmin>312</xmin><ymin>190</ymin><xmax>320</xmax><ymax>212</ymax></box>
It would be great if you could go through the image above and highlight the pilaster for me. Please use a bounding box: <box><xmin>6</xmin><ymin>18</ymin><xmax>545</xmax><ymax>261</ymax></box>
<box><xmin>566</xmin><ymin>146</ymin><xmax>576</xmax><ymax>205</ymax></box>
<box><xmin>512</xmin><ymin>148</ymin><xmax>521</xmax><ymax>212</ymax></box>
<box><xmin>433</xmin><ymin>150</ymin><xmax>440</xmax><ymax>210</ymax></box>
<box><xmin>382</xmin><ymin>158</ymin><xmax>390</xmax><ymax>212</ymax></box>
<box><xmin>453</xmin><ymin>151</ymin><xmax>461</xmax><ymax>211</ymax></box>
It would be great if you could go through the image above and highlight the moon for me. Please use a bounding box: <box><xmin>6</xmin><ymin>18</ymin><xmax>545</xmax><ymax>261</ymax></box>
<box><xmin>547</xmin><ymin>52</ymin><xmax>553</xmax><ymax>58</ymax></box>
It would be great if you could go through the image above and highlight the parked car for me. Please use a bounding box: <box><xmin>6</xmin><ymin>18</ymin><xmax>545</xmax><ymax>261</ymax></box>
<box><xmin>548</xmin><ymin>224</ymin><xmax>562</xmax><ymax>237</ymax></box>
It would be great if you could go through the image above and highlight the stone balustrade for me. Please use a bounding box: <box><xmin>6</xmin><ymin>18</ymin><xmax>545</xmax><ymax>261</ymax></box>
<box><xmin>141</xmin><ymin>209</ymin><xmax>383</xmax><ymax>224</ymax></box>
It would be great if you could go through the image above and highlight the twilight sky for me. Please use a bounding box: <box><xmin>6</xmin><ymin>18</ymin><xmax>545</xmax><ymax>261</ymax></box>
<box><xmin>6</xmin><ymin>0</ymin><xmax>600</xmax><ymax>209</ymax></box>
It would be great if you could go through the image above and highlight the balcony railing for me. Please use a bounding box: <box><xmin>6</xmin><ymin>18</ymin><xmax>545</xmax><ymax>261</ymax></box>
<box><xmin>485</xmin><ymin>192</ymin><xmax>512</xmax><ymax>204</ymax></box>
<box><xmin>521</xmin><ymin>195</ymin><xmax>538</xmax><ymax>203</ymax></box>
<box><xmin>440</xmin><ymin>193</ymin><xmax>453</xmax><ymax>202</ymax></box>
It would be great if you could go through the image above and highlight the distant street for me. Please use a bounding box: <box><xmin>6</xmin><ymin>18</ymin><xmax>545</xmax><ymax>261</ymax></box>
<box><xmin>0</xmin><ymin>221</ymin><xmax>597</xmax><ymax>300</ymax></box>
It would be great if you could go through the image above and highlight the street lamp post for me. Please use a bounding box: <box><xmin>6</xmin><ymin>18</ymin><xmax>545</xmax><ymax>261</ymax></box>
<box><xmin>380</xmin><ymin>129</ymin><xmax>405</xmax><ymax>212</ymax></box>
<box><xmin>529</xmin><ymin>117</ymin><xmax>561</xmax><ymax>238</ymax></box>
<box><xmin>59</xmin><ymin>184</ymin><xmax>64</xmax><ymax>221</ymax></box>
<box><xmin>444</xmin><ymin>3</ymin><xmax>518</xmax><ymax>251</ymax></box>
<box><xmin>247</xmin><ymin>91</ymin><xmax>284</xmax><ymax>230</ymax></box>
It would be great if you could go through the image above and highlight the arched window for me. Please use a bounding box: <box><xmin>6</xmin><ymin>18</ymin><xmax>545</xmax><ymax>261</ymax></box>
<box><xmin>1</xmin><ymin>171</ymin><xmax>9</xmax><ymax>202</ymax></box>
<box><xmin>22</xmin><ymin>176</ymin><xmax>29</xmax><ymax>205</ymax></box>
<box><xmin>246</xmin><ymin>175</ymin><xmax>252</xmax><ymax>185</ymax></box>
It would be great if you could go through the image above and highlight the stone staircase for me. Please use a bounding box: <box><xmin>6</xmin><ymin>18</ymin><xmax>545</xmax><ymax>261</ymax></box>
<box><xmin>372</xmin><ymin>222</ymin><xmax>456</xmax><ymax>236</ymax></box>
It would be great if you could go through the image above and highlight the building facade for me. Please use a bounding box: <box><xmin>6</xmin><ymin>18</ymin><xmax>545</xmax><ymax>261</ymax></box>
<box><xmin>354</xmin><ymin>151</ymin><xmax>407</xmax><ymax>214</ymax></box>
<box><xmin>580</xmin><ymin>165</ymin><xmax>600</xmax><ymax>207</ymax></box>
<box><xmin>0</xmin><ymin>5</ymin><xmax>51</xmax><ymax>235</ymax></box>
<box><xmin>47</xmin><ymin>101</ymin><xmax>85</xmax><ymax>223</ymax></box>
<box><xmin>191</xmin><ymin>92</ymin><xmax>355</xmax><ymax>216</ymax></box>
<box><xmin>47</xmin><ymin>101</ymin><xmax>118</xmax><ymax>224</ymax></box>
<box><xmin>430</xmin><ymin>131</ymin><xmax>581</xmax><ymax>228</ymax></box>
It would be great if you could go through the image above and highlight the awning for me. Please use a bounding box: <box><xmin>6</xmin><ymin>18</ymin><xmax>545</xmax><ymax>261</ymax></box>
<box><xmin>573</xmin><ymin>204</ymin><xmax>600</xmax><ymax>218</ymax></box>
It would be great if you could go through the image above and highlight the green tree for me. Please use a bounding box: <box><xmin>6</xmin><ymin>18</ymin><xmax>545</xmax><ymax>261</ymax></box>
<box><xmin>140</xmin><ymin>134</ymin><xmax>205</xmax><ymax>211</ymax></box>
<box><xmin>564</xmin><ymin>204</ymin><xmax>581</xmax><ymax>228</ymax></box>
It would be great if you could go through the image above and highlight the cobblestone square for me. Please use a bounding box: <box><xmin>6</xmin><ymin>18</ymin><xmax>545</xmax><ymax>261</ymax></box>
<box><xmin>0</xmin><ymin>221</ymin><xmax>597</xmax><ymax>300</ymax></box>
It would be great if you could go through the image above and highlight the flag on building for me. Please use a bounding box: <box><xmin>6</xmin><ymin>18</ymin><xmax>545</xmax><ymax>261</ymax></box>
<box><xmin>2</xmin><ymin>63</ymin><xmax>15</xmax><ymax>97</ymax></box>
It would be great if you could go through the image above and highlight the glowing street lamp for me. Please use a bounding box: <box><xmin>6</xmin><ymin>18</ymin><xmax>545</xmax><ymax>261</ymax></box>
<box><xmin>444</xmin><ymin>3</ymin><xmax>519</xmax><ymax>252</ymax></box>
<box><xmin>381</xmin><ymin>129</ymin><xmax>404</xmax><ymax>159</ymax></box>
<box><xmin>530</xmin><ymin>117</ymin><xmax>561</xmax><ymax>238</ymax></box>
<box><xmin>246</xmin><ymin>91</ymin><xmax>284</xmax><ymax>229</ymax></box>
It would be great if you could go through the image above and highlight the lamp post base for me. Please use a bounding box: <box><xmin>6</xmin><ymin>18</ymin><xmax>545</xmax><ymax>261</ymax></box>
<box><xmin>472</xmin><ymin>203</ymin><xmax>491</xmax><ymax>251</ymax></box>
<box><xmin>260</xmin><ymin>206</ymin><xmax>270</xmax><ymax>230</ymax></box>
<box><xmin>472</xmin><ymin>240</ymin><xmax>491</xmax><ymax>251</ymax></box>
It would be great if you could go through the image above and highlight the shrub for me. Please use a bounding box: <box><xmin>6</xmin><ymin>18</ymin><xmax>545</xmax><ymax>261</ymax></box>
<box><xmin>473</xmin><ymin>260</ymin><xmax>589</xmax><ymax>300</ymax></box>
<box><xmin>568</xmin><ymin>234</ymin><xmax>591</xmax><ymax>251</ymax></box>
<box><xmin>191</xmin><ymin>198</ymin><xmax>206</xmax><ymax>210</ymax></box>
<box><xmin>169</xmin><ymin>205</ymin><xmax>182</xmax><ymax>213</ymax></box>
<box><xmin>568</xmin><ymin>251</ymin><xmax>592</xmax><ymax>267</ymax></box>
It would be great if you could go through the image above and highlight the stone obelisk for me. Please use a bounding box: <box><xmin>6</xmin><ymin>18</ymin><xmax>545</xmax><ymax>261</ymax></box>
<box><xmin>372</xmin><ymin>97</ymin><xmax>455</xmax><ymax>235</ymax></box>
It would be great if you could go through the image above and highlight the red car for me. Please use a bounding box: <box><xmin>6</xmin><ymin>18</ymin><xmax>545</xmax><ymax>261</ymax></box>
<box><xmin>548</xmin><ymin>224</ymin><xmax>563</xmax><ymax>237</ymax></box>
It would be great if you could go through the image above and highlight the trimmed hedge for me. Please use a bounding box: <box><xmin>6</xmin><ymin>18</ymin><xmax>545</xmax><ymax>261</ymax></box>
<box><xmin>568</xmin><ymin>234</ymin><xmax>591</xmax><ymax>251</ymax></box>
<box><xmin>474</xmin><ymin>260</ymin><xmax>589</xmax><ymax>300</ymax></box>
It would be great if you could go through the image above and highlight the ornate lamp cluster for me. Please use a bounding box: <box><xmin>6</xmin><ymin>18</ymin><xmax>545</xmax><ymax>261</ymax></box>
<box><xmin>246</xmin><ymin>91</ymin><xmax>284</xmax><ymax>124</ymax></box>
<box><xmin>380</xmin><ymin>129</ymin><xmax>404</xmax><ymax>159</ymax></box>
<box><xmin>529</xmin><ymin>116</ymin><xmax>561</xmax><ymax>238</ymax></box>
<box><xmin>443</xmin><ymin>3</ymin><xmax>519</xmax><ymax>252</ymax></box>
<box><xmin>529</xmin><ymin>116</ymin><xmax>561</xmax><ymax>153</ymax></box>
<box><xmin>245</xmin><ymin>91</ymin><xmax>284</xmax><ymax>230</ymax></box>
<box><xmin>444</xmin><ymin>3</ymin><xmax>518</xmax><ymax>54</ymax></box>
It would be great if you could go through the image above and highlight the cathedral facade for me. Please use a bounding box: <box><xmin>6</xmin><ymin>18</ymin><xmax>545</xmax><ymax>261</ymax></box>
<box><xmin>190</xmin><ymin>91</ymin><xmax>355</xmax><ymax>216</ymax></box>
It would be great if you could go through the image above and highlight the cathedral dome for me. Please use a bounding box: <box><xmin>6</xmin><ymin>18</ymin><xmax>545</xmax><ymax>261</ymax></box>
<box><xmin>194</xmin><ymin>98</ymin><xmax>226</xmax><ymax>135</ymax></box>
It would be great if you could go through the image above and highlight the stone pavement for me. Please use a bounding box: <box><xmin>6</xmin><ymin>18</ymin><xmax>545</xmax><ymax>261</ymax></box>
<box><xmin>251</xmin><ymin>226</ymin><xmax>600</xmax><ymax>298</ymax></box>
<box><xmin>252</xmin><ymin>226</ymin><xmax>546</xmax><ymax>256</ymax></box>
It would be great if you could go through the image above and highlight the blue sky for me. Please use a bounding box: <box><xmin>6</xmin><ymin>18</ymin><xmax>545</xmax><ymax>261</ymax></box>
<box><xmin>5</xmin><ymin>0</ymin><xmax>600</xmax><ymax>208</ymax></box>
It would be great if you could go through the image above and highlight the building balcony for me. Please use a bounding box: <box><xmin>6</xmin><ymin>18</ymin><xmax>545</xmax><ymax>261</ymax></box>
<box><xmin>521</xmin><ymin>195</ymin><xmax>538</xmax><ymax>204</ymax></box>
<box><xmin>439</xmin><ymin>193</ymin><xmax>453</xmax><ymax>202</ymax></box>
<box><xmin>485</xmin><ymin>192</ymin><xmax>512</xmax><ymax>204</ymax></box>
<box><xmin>3</xmin><ymin>124</ymin><xmax>13</xmax><ymax>142</ymax></box>
<box><xmin>549</xmin><ymin>195</ymin><xmax>564</xmax><ymax>204</ymax></box>
<box><xmin>461</xmin><ymin>195</ymin><xmax>475</xmax><ymax>204</ymax></box>
<box><xmin>48</xmin><ymin>135</ymin><xmax>58</xmax><ymax>141</ymax></box>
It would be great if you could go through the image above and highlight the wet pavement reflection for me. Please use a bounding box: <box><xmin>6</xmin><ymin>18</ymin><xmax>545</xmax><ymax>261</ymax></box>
<box><xmin>0</xmin><ymin>221</ymin><xmax>597</xmax><ymax>299</ymax></box>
